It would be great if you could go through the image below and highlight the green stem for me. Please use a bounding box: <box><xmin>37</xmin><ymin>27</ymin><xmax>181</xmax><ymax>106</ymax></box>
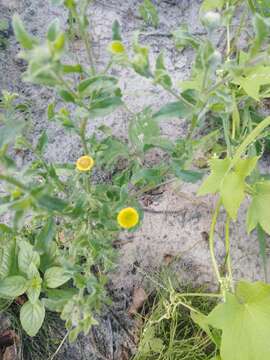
<box><xmin>54</xmin><ymin>73</ymin><xmax>90</xmax><ymax>112</ymax></box>
<box><xmin>247</xmin><ymin>0</ymin><xmax>256</xmax><ymax>13</ymax></box>
<box><xmin>230</xmin><ymin>115</ymin><xmax>270</xmax><ymax>170</ymax></box>
<box><xmin>226</xmin><ymin>1</ymin><xmax>231</xmax><ymax>57</ymax></box>
<box><xmin>79</xmin><ymin>118</ymin><xmax>89</xmax><ymax>154</ymax></box>
<box><xmin>103</xmin><ymin>59</ymin><xmax>113</xmax><ymax>74</ymax></box>
<box><xmin>164</xmin><ymin>86</ymin><xmax>195</xmax><ymax>109</ymax></box>
<box><xmin>73</xmin><ymin>10</ymin><xmax>96</xmax><ymax>74</ymax></box>
<box><xmin>178</xmin><ymin>292</ymin><xmax>222</xmax><ymax>298</ymax></box>
<box><xmin>209</xmin><ymin>198</ymin><xmax>223</xmax><ymax>286</ymax></box>
<box><xmin>225</xmin><ymin>215</ymin><xmax>234</xmax><ymax>290</ymax></box>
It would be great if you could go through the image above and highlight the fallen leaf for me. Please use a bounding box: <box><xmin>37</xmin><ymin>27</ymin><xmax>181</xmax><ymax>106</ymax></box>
<box><xmin>163</xmin><ymin>254</ymin><xmax>174</xmax><ymax>266</ymax></box>
<box><xmin>3</xmin><ymin>345</ymin><xmax>17</xmax><ymax>360</ymax></box>
<box><xmin>128</xmin><ymin>287</ymin><xmax>148</xmax><ymax>316</ymax></box>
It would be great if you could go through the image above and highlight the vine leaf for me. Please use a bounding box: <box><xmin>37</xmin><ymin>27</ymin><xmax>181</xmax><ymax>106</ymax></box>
<box><xmin>207</xmin><ymin>281</ymin><xmax>270</xmax><ymax>360</ymax></box>
<box><xmin>233</xmin><ymin>66</ymin><xmax>270</xmax><ymax>101</ymax></box>
<box><xmin>247</xmin><ymin>181</ymin><xmax>270</xmax><ymax>235</ymax></box>
<box><xmin>198</xmin><ymin>157</ymin><xmax>258</xmax><ymax>219</ymax></box>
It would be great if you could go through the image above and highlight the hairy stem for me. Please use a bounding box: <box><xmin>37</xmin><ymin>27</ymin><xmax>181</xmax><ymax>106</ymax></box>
<box><xmin>79</xmin><ymin>118</ymin><xmax>89</xmax><ymax>154</ymax></box>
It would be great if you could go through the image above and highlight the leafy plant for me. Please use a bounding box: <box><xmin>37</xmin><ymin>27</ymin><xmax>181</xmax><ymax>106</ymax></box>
<box><xmin>1</xmin><ymin>0</ymin><xmax>270</xmax><ymax>358</ymax></box>
<box><xmin>139</xmin><ymin>0</ymin><xmax>159</xmax><ymax>28</ymax></box>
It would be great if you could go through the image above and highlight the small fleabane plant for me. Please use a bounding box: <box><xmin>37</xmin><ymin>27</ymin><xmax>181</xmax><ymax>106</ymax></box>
<box><xmin>1</xmin><ymin>0</ymin><xmax>203</xmax><ymax>343</ymax></box>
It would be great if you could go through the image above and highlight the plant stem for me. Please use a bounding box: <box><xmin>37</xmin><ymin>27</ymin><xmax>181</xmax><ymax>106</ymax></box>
<box><xmin>209</xmin><ymin>198</ymin><xmax>222</xmax><ymax>286</ymax></box>
<box><xmin>247</xmin><ymin>0</ymin><xmax>256</xmax><ymax>13</ymax></box>
<box><xmin>79</xmin><ymin>118</ymin><xmax>89</xmax><ymax>154</ymax></box>
<box><xmin>73</xmin><ymin>10</ymin><xmax>96</xmax><ymax>74</ymax></box>
<box><xmin>178</xmin><ymin>292</ymin><xmax>222</xmax><ymax>298</ymax></box>
<box><xmin>225</xmin><ymin>215</ymin><xmax>234</xmax><ymax>290</ymax></box>
<box><xmin>50</xmin><ymin>332</ymin><xmax>69</xmax><ymax>360</ymax></box>
<box><xmin>226</xmin><ymin>1</ymin><xmax>231</xmax><ymax>57</ymax></box>
<box><xmin>230</xmin><ymin>115</ymin><xmax>270</xmax><ymax>169</ymax></box>
<box><xmin>103</xmin><ymin>59</ymin><xmax>112</xmax><ymax>74</ymax></box>
<box><xmin>164</xmin><ymin>86</ymin><xmax>195</xmax><ymax>109</ymax></box>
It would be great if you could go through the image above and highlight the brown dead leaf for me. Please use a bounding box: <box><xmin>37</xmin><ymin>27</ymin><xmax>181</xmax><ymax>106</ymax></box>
<box><xmin>58</xmin><ymin>231</ymin><xmax>66</xmax><ymax>244</ymax></box>
<box><xmin>2</xmin><ymin>345</ymin><xmax>17</xmax><ymax>360</ymax></box>
<box><xmin>128</xmin><ymin>287</ymin><xmax>148</xmax><ymax>316</ymax></box>
<box><xmin>15</xmin><ymin>295</ymin><xmax>27</xmax><ymax>305</ymax></box>
<box><xmin>118</xmin><ymin>346</ymin><xmax>130</xmax><ymax>360</ymax></box>
<box><xmin>0</xmin><ymin>330</ymin><xmax>20</xmax><ymax>360</ymax></box>
<box><xmin>163</xmin><ymin>254</ymin><xmax>174</xmax><ymax>266</ymax></box>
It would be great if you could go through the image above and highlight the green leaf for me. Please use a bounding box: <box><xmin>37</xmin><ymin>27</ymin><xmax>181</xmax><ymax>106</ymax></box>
<box><xmin>98</xmin><ymin>137</ymin><xmax>129</xmax><ymax>167</ymax></box>
<box><xmin>220</xmin><ymin>172</ymin><xmax>245</xmax><ymax>220</ymax></box>
<box><xmin>0</xmin><ymin>276</ymin><xmax>27</xmax><ymax>298</ymax></box>
<box><xmin>154</xmin><ymin>53</ymin><xmax>172</xmax><ymax>89</ymax></box>
<box><xmin>112</xmin><ymin>20</ymin><xmax>122</xmax><ymax>41</ymax></box>
<box><xmin>44</xmin><ymin>266</ymin><xmax>71</xmax><ymax>288</ymax></box>
<box><xmin>0</xmin><ymin>119</ymin><xmax>25</xmax><ymax>149</ymax></box>
<box><xmin>233</xmin><ymin>66</ymin><xmax>270</xmax><ymax>101</ymax></box>
<box><xmin>77</xmin><ymin>75</ymin><xmax>118</xmax><ymax>94</ymax></box>
<box><xmin>12</xmin><ymin>14</ymin><xmax>38</xmax><ymax>49</ymax></box>
<box><xmin>131</xmin><ymin>166</ymin><xmax>165</xmax><ymax>187</ymax></box>
<box><xmin>37</xmin><ymin>194</ymin><xmax>68</xmax><ymax>212</ymax></box>
<box><xmin>58</xmin><ymin>89</ymin><xmax>76</xmax><ymax>103</ymax></box>
<box><xmin>139</xmin><ymin>0</ymin><xmax>159</xmax><ymax>28</ymax></box>
<box><xmin>174</xmin><ymin>167</ymin><xmax>203</xmax><ymax>183</ymax></box>
<box><xmin>132</xmin><ymin>34</ymin><xmax>151</xmax><ymax>77</ymax></box>
<box><xmin>35</xmin><ymin>218</ymin><xmax>55</xmax><ymax>254</ymax></box>
<box><xmin>153</xmin><ymin>101</ymin><xmax>193</xmax><ymax>121</ymax></box>
<box><xmin>20</xmin><ymin>300</ymin><xmax>45</xmax><ymax>336</ymax></box>
<box><xmin>0</xmin><ymin>237</ymin><xmax>16</xmax><ymax>278</ymax></box>
<box><xmin>47</xmin><ymin>18</ymin><xmax>60</xmax><ymax>41</ymax></box>
<box><xmin>61</xmin><ymin>64</ymin><xmax>82</xmax><ymax>73</ymax></box>
<box><xmin>172</xmin><ymin>25</ymin><xmax>199</xmax><ymax>51</ymax></box>
<box><xmin>198</xmin><ymin>158</ymin><xmax>231</xmax><ymax>195</ymax></box>
<box><xmin>191</xmin><ymin>311</ymin><xmax>220</xmax><ymax>347</ymax></box>
<box><xmin>207</xmin><ymin>281</ymin><xmax>270</xmax><ymax>360</ymax></box>
<box><xmin>18</xmin><ymin>241</ymin><xmax>40</xmax><ymax>277</ymax></box>
<box><xmin>198</xmin><ymin>157</ymin><xmax>258</xmax><ymax>219</ymax></box>
<box><xmin>36</xmin><ymin>130</ymin><xmax>48</xmax><ymax>153</ymax></box>
<box><xmin>27</xmin><ymin>274</ymin><xmax>42</xmax><ymax>304</ymax></box>
<box><xmin>47</xmin><ymin>103</ymin><xmax>55</xmax><ymax>120</ymax></box>
<box><xmin>0</xmin><ymin>224</ymin><xmax>13</xmax><ymax>234</ymax></box>
<box><xmin>138</xmin><ymin>327</ymin><xmax>163</xmax><ymax>354</ymax></box>
<box><xmin>251</xmin><ymin>14</ymin><xmax>270</xmax><ymax>55</ymax></box>
<box><xmin>201</xmin><ymin>0</ymin><xmax>224</xmax><ymax>11</ymax></box>
<box><xmin>129</xmin><ymin>110</ymin><xmax>160</xmax><ymax>152</ymax></box>
<box><xmin>89</xmin><ymin>96</ymin><xmax>123</xmax><ymax>118</ymax></box>
<box><xmin>43</xmin><ymin>288</ymin><xmax>77</xmax><ymax>312</ymax></box>
<box><xmin>234</xmin><ymin>157</ymin><xmax>258</xmax><ymax>179</ymax></box>
<box><xmin>247</xmin><ymin>181</ymin><xmax>270</xmax><ymax>235</ymax></box>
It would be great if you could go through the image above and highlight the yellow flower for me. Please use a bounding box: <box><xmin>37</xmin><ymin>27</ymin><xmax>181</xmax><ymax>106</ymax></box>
<box><xmin>76</xmin><ymin>155</ymin><xmax>94</xmax><ymax>172</ymax></box>
<box><xmin>108</xmin><ymin>40</ymin><xmax>125</xmax><ymax>54</ymax></box>
<box><xmin>117</xmin><ymin>207</ymin><xmax>139</xmax><ymax>229</ymax></box>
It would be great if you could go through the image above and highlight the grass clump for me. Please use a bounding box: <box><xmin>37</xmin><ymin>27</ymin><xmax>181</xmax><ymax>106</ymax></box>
<box><xmin>134</xmin><ymin>278</ymin><xmax>218</xmax><ymax>360</ymax></box>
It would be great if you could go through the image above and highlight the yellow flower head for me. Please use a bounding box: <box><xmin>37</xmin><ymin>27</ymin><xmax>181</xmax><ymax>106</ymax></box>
<box><xmin>76</xmin><ymin>155</ymin><xmax>94</xmax><ymax>172</ymax></box>
<box><xmin>117</xmin><ymin>207</ymin><xmax>139</xmax><ymax>229</ymax></box>
<box><xmin>108</xmin><ymin>40</ymin><xmax>125</xmax><ymax>54</ymax></box>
